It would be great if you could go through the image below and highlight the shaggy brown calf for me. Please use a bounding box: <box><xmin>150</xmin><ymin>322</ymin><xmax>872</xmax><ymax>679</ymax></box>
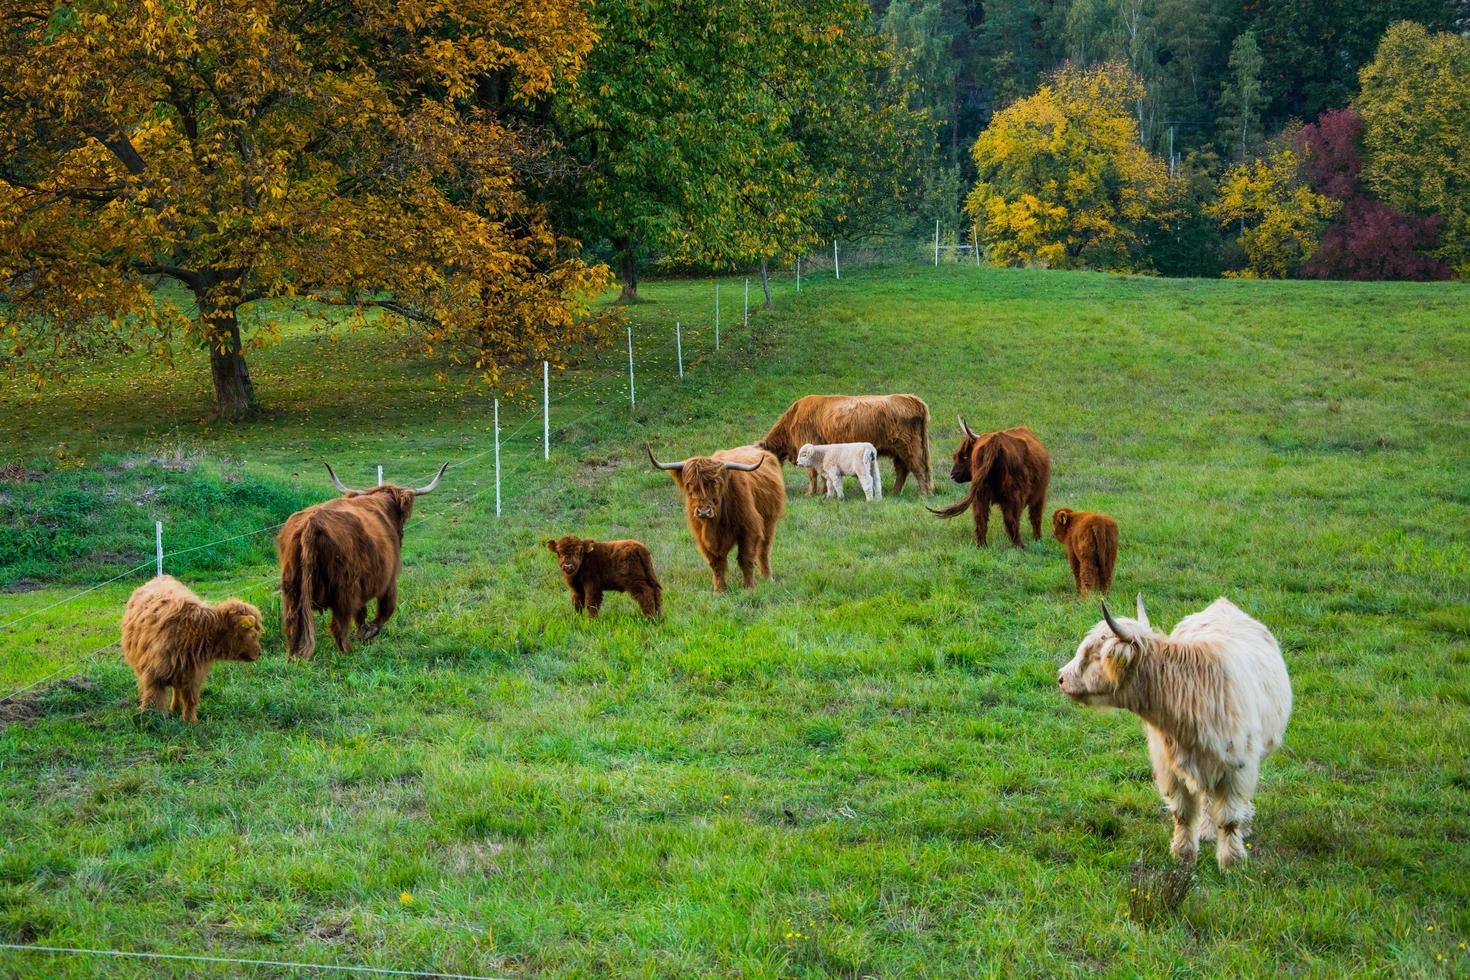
<box><xmin>545</xmin><ymin>535</ymin><xmax>663</xmax><ymax>618</ymax></box>
<box><xmin>120</xmin><ymin>575</ymin><xmax>262</xmax><ymax>722</ymax></box>
<box><xmin>929</xmin><ymin>418</ymin><xmax>1051</xmax><ymax>547</ymax></box>
<box><xmin>1052</xmin><ymin>507</ymin><xmax>1119</xmax><ymax>595</ymax></box>
<box><xmin>648</xmin><ymin>444</ymin><xmax>785</xmax><ymax>592</ymax></box>
<box><xmin>757</xmin><ymin>393</ymin><xmax>933</xmax><ymax>496</ymax></box>
<box><xmin>277</xmin><ymin>461</ymin><xmax>446</xmax><ymax>659</ymax></box>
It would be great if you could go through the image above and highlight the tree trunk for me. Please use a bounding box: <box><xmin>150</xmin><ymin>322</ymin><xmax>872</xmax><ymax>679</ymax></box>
<box><xmin>614</xmin><ymin>236</ymin><xmax>639</xmax><ymax>303</ymax></box>
<box><xmin>199</xmin><ymin>293</ymin><xmax>260</xmax><ymax>421</ymax></box>
<box><xmin>759</xmin><ymin>257</ymin><xmax>772</xmax><ymax>308</ymax></box>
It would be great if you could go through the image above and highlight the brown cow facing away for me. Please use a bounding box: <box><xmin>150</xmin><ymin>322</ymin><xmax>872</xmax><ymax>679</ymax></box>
<box><xmin>545</xmin><ymin>535</ymin><xmax>663</xmax><ymax>618</ymax></box>
<box><xmin>1052</xmin><ymin>507</ymin><xmax>1119</xmax><ymax>595</ymax></box>
<box><xmin>929</xmin><ymin>418</ymin><xmax>1051</xmax><ymax>547</ymax></box>
<box><xmin>121</xmin><ymin>575</ymin><xmax>263</xmax><ymax>722</ymax></box>
<box><xmin>648</xmin><ymin>445</ymin><xmax>785</xmax><ymax>592</ymax></box>
<box><xmin>277</xmin><ymin>461</ymin><xmax>447</xmax><ymax>659</ymax></box>
<box><xmin>757</xmin><ymin>393</ymin><xmax>933</xmax><ymax>496</ymax></box>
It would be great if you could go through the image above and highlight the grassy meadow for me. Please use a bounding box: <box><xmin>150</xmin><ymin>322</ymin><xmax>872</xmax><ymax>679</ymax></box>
<box><xmin>2</xmin><ymin>264</ymin><xmax>1468</xmax><ymax>976</ymax></box>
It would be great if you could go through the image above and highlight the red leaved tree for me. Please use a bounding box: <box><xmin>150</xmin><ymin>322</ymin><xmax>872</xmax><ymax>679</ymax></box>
<box><xmin>1298</xmin><ymin>109</ymin><xmax>1449</xmax><ymax>281</ymax></box>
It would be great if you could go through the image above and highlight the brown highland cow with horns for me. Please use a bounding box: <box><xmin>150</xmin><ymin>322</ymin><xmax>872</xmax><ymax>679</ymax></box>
<box><xmin>277</xmin><ymin>461</ymin><xmax>447</xmax><ymax>659</ymax></box>
<box><xmin>648</xmin><ymin>444</ymin><xmax>785</xmax><ymax>592</ymax></box>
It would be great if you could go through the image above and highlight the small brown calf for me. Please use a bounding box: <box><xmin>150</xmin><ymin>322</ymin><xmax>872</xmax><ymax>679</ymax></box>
<box><xmin>120</xmin><ymin>575</ymin><xmax>263</xmax><ymax>722</ymax></box>
<box><xmin>1052</xmin><ymin>507</ymin><xmax>1119</xmax><ymax>595</ymax></box>
<box><xmin>545</xmin><ymin>535</ymin><xmax>663</xmax><ymax>618</ymax></box>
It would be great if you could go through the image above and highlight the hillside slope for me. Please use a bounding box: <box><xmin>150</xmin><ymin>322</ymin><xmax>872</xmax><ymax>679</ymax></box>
<box><xmin>2</xmin><ymin>266</ymin><xmax>1468</xmax><ymax>976</ymax></box>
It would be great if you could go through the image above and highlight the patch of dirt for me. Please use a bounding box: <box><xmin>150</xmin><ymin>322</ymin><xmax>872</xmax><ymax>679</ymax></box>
<box><xmin>1</xmin><ymin>578</ymin><xmax>45</xmax><ymax>594</ymax></box>
<box><xmin>307</xmin><ymin>915</ymin><xmax>356</xmax><ymax>944</ymax></box>
<box><xmin>0</xmin><ymin>676</ymin><xmax>97</xmax><ymax>725</ymax></box>
<box><xmin>0</xmin><ymin>463</ymin><xmax>31</xmax><ymax>483</ymax></box>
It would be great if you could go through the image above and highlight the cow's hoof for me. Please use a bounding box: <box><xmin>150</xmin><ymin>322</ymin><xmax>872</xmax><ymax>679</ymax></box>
<box><xmin>357</xmin><ymin>624</ymin><xmax>380</xmax><ymax>641</ymax></box>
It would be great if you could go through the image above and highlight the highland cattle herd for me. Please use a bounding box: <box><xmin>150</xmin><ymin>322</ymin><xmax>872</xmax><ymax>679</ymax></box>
<box><xmin>117</xmin><ymin>390</ymin><xmax>1293</xmax><ymax>869</ymax></box>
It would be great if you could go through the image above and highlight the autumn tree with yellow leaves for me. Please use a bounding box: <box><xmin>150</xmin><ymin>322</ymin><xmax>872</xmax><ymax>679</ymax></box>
<box><xmin>1208</xmin><ymin>146</ymin><xmax>1340</xmax><ymax>279</ymax></box>
<box><xmin>0</xmin><ymin>0</ymin><xmax>609</xmax><ymax>419</ymax></box>
<box><xmin>966</xmin><ymin>63</ymin><xmax>1173</xmax><ymax>272</ymax></box>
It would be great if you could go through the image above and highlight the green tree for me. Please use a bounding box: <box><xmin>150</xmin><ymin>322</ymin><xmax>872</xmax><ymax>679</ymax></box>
<box><xmin>967</xmin><ymin>63</ymin><xmax>1174</xmax><ymax>271</ymax></box>
<box><xmin>1217</xmin><ymin>31</ymin><xmax>1265</xmax><ymax>163</ymax></box>
<box><xmin>1246</xmin><ymin>0</ymin><xmax>1459</xmax><ymax>126</ymax></box>
<box><xmin>883</xmin><ymin>0</ymin><xmax>967</xmax><ymax>227</ymax></box>
<box><xmin>550</xmin><ymin>0</ymin><xmax>920</xmax><ymax>303</ymax></box>
<box><xmin>0</xmin><ymin>0</ymin><xmax>607</xmax><ymax>419</ymax></box>
<box><xmin>1356</xmin><ymin>21</ymin><xmax>1470</xmax><ymax>276</ymax></box>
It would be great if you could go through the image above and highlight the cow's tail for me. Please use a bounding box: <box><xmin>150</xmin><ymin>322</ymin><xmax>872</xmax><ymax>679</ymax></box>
<box><xmin>926</xmin><ymin>486</ymin><xmax>974</xmax><ymax>519</ymax></box>
<box><xmin>928</xmin><ymin>437</ymin><xmax>999</xmax><ymax>519</ymax></box>
<box><xmin>283</xmin><ymin>527</ymin><xmax>317</xmax><ymax>660</ymax></box>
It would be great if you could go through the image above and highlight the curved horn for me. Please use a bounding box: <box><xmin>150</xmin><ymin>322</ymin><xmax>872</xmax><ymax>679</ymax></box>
<box><xmin>323</xmin><ymin>462</ymin><xmax>365</xmax><ymax>496</ymax></box>
<box><xmin>720</xmin><ymin>456</ymin><xmax>764</xmax><ymax>472</ymax></box>
<box><xmin>1101</xmin><ymin>599</ymin><xmax>1136</xmax><ymax>643</ymax></box>
<box><xmin>1135</xmin><ymin>592</ymin><xmax>1150</xmax><ymax>630</ymax></box>
<box><xmin>646</xmin><ymin>445</ymin><xmax>685</xmax><ymax>472</ymax></box>
<box><xmin>413</xmin><ymin>462</ymin><xmax>449</xmax><ymax>495</ymax></box>
<box><xmin>958</xmin><ymin>415</ymin><xmax>977</xmax><ymax>438</ymax></box>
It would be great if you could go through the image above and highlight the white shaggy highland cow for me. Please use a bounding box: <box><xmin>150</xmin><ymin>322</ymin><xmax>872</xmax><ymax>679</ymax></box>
<box><xmin>795</xmin><ymin>442</ymin><xmax>883</xmax><ymax>502</ymax></box>
<box><xmin>1058</xmin><ymin>594</ymin><xmax>1292</xmax><ymax>869</ymax></box>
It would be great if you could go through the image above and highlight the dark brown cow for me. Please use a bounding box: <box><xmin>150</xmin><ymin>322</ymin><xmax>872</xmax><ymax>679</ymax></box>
<box><xmin>277</xmin><ymin>461</ymin><xmax>447</xmax><ymax>659</ymax></box>
<box><xmin>929</xmin><ymin>418</ymin><xmax>1051</xmax><ymax>547</ymax></box>
<box><xmin>647</xmin><ymin>445</ymin><xmax>785</xmax><ymax>592</ymax></box>
<box><xmin>756</xmin><ymin>394</ymin><xmax>933</xmax><ymax>496</ymax></box>
<box><xmin>545</xmin><ymin>535</ymin><xmax>663</xmax><ymax>618</ymax></box>
<box><xmin>1052</xmin><ymin>507</ymin><xmax>1119</xmax><ymax>595</ymax></box>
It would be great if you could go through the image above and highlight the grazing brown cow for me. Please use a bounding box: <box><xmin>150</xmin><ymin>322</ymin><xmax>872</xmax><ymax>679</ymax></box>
<box><xmin>121</xmin><ymin>575</ymin><xmax>262</xmax><ymax>722</ymax></box>
<box><xmin>647</xmin><ymin>445</ymin><xmax>785</xmax><ymax>592</ymax></box>
<box><xmin>929</xmin><ymin>418</ymin><xmax>1051</xmax><ymax>547</ymax></box>
<box><xmin>277</xmin><ymin>461</ymin><xmax>447</xmax><ymax>659</ymax></box>
<box><xmin>545</xmin><ymin>535</ymin><xmax>663</xmax><ymax>618</ymax></box>
<box><xmin>757</xmin><ymin>393</ymin><xmax>933</xmax><ymax>496</ymax></box>
<box><xmin>1052</xmin><ymin>507</ymin><xmax>1119</xmax><ymax>595</ymax></box>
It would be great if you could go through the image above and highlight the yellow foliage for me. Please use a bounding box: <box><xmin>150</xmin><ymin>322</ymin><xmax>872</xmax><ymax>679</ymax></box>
<box><xmin>0</xmin><ymin>0</ymin><xmax>609</xmax><ymax>416</ymax></box>
<box><xmin>966</xmin><ymin>63</ymin><xmax>1173</xmax><ymax>272</ymax></box>
<box><xmin>1208</xmin><ymin>147</ymin><xmax>1340</xmax><ymax>279</ymax></box>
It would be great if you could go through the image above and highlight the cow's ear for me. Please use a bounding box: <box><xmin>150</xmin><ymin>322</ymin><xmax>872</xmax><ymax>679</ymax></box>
<box><xmin>1056</xmin><ymin>510</ymin><xmax>1069</xmax><ymax>526</ymax></box>
<box><xmin>583</xmin><ymin>539</ymin><xmax>594</xmax><ymax>554</ymax></box>
<box><xmin>237</xmin><ymin>614</ymin><xmax>258</xmax><ymax>633</ymax></box>
<box><xmin>544</xmin><ymin>539</ymin><xmax>557</xmax><ymax>552</ymax></box>
<box><xmin>1101</xmin><ymin>640</ymin><xmax>1135</xmax><ymax>685</ymax></box>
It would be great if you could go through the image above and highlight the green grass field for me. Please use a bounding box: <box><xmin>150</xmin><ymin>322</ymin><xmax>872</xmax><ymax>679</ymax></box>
<box><xmin>2</xmin><ymin>265</ymin><xmax>1468</xmax><ymax>977</ymax></box>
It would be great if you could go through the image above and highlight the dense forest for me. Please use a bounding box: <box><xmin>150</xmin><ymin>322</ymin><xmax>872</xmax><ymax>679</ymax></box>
<box><xmin>876</xmin><ymin>0</ymin><xmax>1470</xmax><ymax>278</ymax></box>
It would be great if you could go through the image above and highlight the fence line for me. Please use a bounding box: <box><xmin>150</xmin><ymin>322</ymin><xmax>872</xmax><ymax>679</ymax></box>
<box><xmin>0</xmin><ymin>559</ymin><xmax>156</xmax><ymax>632</ymax></box>
<box><xmin>1</xmin><ymin>262</ymin><xmax>804</xmax><ymax>698</ymax></box>
<box><xmin>0</xmin><ymin>944</ymin><xmax>505</xmax><ymax>980</ymax></box>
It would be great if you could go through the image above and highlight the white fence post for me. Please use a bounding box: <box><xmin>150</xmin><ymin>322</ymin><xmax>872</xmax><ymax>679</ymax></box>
<box><xmin>934</xmin><ymin>219</ymin><xmax>940</xmax><ymax>266</ymax></box>
<box><xmin>833</xmin><ymin>239</ymin><xmax>840</xmax><ymax>279</ymax></box>
<box><xmin>743</xmin><ymin>279</ymin><xmax>749</xmax><ymax>329</ymax></box>
<box><xmin>627</xmin><ymin>326</ymin><xmax>636</xmax><ymax>408</ymax></box>
<box><xmin>715</xmin><ymin>283</ymin><xmax>721</xmax><ymax>351</ymax></box>
<box><xmin>542</xmin><ymin>360</ymin><xmax>549</xmax><ymax>461</ymax></box>
<box><xmin>796</xmin><ymin>256</ymin><xmax>801</xmax><ymax>293</ymax></box>
<box><xmin>376</xmin><ymin>464</ymin><xmax>383</xmax><ymax>486</ymax></box>
<box><xmin>973</xmin><ymin>224</ymin><xmax>981</xmax><ymax>267</ymax></box>
<box><xmin>155</xmin><ymin>521</ymin><xmax>163</xmax><ymax>577</ymax></box>
<box><xmin>675</xmin><ymin>320</ymin><xmax>683</xmax><ymax>380</ymax></box>
<box><xmin>493</xmin><ymin>397</ymin><xmax>501</xmax><ymax>518</ymax></box>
